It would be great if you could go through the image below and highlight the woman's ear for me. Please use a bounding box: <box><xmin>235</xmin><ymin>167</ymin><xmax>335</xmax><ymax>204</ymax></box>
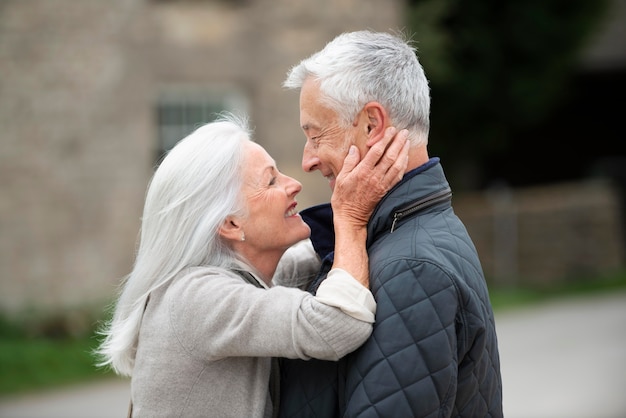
<box><xmin>219</xmin><ymin>217</ymin><xmax>242</xmax><ymax>242</ymax></box>
<box><xmin>363</xmin><ymin>102</ymin><xmax>388</xmax><ymax>147</ymax></box>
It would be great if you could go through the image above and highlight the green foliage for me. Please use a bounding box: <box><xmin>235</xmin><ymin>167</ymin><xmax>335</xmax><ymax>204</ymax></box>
<box><xmin>0</xmin><ymin>334</ymin><xmax>112</xmax><ymax>395</ymax></box>
<box><xmin>405</xmin><ymin>0</ymin><xmax>609</xmax><ymax>189</ymax></box>
<box><xmin>488</xmin><ymin>268</ymin><xmax>626</xmax><ymax>311</ymax></box>
<box><xmin>0</xmin><ymin>308</ymin><xmax>113</xmax><ymax>395</ymax></box>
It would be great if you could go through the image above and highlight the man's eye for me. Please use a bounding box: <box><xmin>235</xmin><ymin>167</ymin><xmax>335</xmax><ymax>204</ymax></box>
<box><xmin>308</xmin><ymin>136</ymin><xmax>320</xmax><ymax>149</ymax></box>
<box><xmin>269</xmin><ymin>177</ymin><xmax>277</xmax><ymax>186</ymax></box>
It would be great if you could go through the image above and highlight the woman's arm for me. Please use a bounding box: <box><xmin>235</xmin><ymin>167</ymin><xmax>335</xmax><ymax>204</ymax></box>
<box><xmin>272</xmin><ymin>239</ymin><xmax>320</xmax><ymax>289</ymax></box>
<box><xmin>331</xmin><ymin>127</ymin><xmax>409</xmax><ymax>286</ymax></box>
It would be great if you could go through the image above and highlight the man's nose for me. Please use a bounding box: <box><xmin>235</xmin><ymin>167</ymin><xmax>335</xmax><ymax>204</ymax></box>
<box><xmin>301</xmin><ymin>141</ymin><xmax>320</xmax><ymax>173</ymax></box>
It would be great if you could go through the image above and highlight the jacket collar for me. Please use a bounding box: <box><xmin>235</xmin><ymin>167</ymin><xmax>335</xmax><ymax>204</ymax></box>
<box><xmin>300</xmin><ymin>203</ymin><xmax>334</xmax><ymax>260</ymax></box>
<box><xmin>367</xmin><ymin>157</ymin><xmax>451</xmax><ymax>245</ymax></box>
<box><xmin>300</xmin><ymin>158</ymin><xmax>451</xmax><ymax>257</ymax></box>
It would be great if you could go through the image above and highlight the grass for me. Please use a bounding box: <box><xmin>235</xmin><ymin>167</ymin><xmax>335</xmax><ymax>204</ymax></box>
<box><xmin>0</xmin><ymin>310</ymin><xmax>115</xmax><ymax>397</ymax></box>
<box><xmin>0</xmin><ymin>335</ymin><xmax>113</xmax><ymax>395</ymax></box>
<box><xmin>488</xmin><ymin>269</ymin><xmax>626</xmax><ymax>311</ymax></box>
<box><xmin>0</xmin><ymin>269</ymin><xmax>625</xmax><ymax>396</ymax></box>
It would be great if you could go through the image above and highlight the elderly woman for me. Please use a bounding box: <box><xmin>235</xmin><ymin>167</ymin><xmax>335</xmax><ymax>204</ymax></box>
<box><xmin>96</xmin><ymin>113</ymin><xmax>408</xmax><ymax>417</ymax></box>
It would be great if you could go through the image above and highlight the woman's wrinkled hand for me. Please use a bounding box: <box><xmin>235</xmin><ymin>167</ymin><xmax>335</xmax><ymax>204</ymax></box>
<box><xmin>332</xmin><ymin>127</ymin><xmax>410</xmax><ymax>227</ymax></box>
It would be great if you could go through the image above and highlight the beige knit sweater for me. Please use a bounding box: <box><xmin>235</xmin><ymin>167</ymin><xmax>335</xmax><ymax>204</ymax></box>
<box><xmin>130</xmin><ymin>240</ymin><xmax>375</xmax><ymax>417</ymax></box>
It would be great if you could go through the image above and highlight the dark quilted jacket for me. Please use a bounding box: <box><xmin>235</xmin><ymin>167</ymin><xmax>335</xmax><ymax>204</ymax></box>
<box><xmin>279</xmin><ymin>158</ymin><xmax>503</xmax><ymax>418</ymax></box>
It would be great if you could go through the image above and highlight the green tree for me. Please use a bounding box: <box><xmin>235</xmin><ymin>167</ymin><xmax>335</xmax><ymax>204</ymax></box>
<box><xmin>406</xmin><ymin>0</ymin><xmax>609</xmax><ymax>190</ymax></box>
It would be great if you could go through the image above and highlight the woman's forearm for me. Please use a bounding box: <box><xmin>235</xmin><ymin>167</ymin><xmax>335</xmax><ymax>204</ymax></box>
<box><xmin>332</xmin><ymin>220</ymin><xmax>369</xmax><ymax>287</ymax></box>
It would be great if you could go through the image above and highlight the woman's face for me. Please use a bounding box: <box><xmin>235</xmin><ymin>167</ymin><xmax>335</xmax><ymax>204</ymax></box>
<box><xmin>238</xmin><ymin>141</ymin><xmax>311</xmax><ymax>255</ymax></box>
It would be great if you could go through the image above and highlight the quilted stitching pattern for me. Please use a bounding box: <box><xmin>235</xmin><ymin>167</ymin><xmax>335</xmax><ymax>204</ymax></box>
<box><xmin>279</xmin><ymin>357</ymin><xmax>342</xmax><ymax>417</ymax></box>
<box><xmin>344</xmin><ymin>253</ymin><xmax>458</xmax><ymax>416</ymax></box>
<box><xmin>341</xmin><ymin>173</ymin><xmax>502</xmax><ymax>416</ymax></box>
<box><xmin>279</xmin><ymin>162</ymin><xmax>502</xmax><ymax>418</ymax></box>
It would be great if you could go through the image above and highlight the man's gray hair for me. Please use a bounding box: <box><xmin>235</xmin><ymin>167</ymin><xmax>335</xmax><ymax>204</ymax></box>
<box><xmin>284</xmin><ymin>30</ymin><xmax>431</xmax><ymax>146</ymax></box>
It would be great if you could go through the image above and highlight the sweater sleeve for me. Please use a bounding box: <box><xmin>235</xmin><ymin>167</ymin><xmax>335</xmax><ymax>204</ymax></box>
<box><xmin>314</xmin><ymin>268</ymin><xmax>376</xmax><ymax>323</ymax></box>
<box><xmin>272</xmin><ymin>239</ymin><xmax>321</xmax><ymax>290</ymax></box>
<box><xmin>167</xmin><ymin>267</ymin><xmax>374</xmax><ymax>362</ymax></box>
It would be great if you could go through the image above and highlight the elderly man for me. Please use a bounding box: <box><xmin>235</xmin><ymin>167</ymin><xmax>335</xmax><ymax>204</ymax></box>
<box><xmin>279</xmin><ymin>30</ymin><xmax>503</xmax><ymax>418</ymax></box>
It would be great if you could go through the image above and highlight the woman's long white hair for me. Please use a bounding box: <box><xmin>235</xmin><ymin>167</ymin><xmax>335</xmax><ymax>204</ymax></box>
<box><xmin>96</xmin><ymin>113</ymin><xmax>250</xmax><ymax>376</ymax></box>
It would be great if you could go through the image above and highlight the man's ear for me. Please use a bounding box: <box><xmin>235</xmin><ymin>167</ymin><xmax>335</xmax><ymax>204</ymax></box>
<box><xmin>363</xmin><ymin>102</ymin><xmax>388</xmax><ymax>147</ymax></box>
<box><xmin>219</xmin><ymin>216</ymin><xmax>242</xmax><ymax>242</ymax></box>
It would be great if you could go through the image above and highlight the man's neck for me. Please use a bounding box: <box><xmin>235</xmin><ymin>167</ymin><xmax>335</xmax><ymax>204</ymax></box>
<box><xmin>406</xmin><ymin>145</ymin><xmax>429</xmax><ymax>172</ymax></box>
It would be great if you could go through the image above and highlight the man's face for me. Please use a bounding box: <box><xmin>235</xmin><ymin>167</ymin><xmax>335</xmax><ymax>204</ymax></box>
<box><xmin>298</xmin><ymin>78</ymin><xmax>361</xmax><ymax>190</ymax></box>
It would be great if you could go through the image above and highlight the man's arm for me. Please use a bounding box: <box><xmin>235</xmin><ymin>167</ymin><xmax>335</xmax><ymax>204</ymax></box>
<box><xmin>344</xmin><ymin>261</ymin><xmax>460</xmax><ymax>417</ymax></box>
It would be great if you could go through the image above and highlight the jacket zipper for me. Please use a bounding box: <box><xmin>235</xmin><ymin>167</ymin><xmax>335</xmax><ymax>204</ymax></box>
<box><xmin>390</xmin><ymin>187</ymin><xmax>452</xmax><ymax>233</ymax></box>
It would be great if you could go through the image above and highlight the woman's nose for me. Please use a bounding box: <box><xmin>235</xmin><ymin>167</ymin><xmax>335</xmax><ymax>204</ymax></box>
<box><xmin>286</xmin><ymin>176</ymin><xmax>303</xmax><ymax>196</ymax></box>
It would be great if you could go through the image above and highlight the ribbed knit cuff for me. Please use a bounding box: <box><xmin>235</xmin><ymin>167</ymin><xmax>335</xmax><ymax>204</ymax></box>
<box><xmin>315</xmin><ymin>268</ymin><xmax>376</xmax><ymax>323</ymax></box>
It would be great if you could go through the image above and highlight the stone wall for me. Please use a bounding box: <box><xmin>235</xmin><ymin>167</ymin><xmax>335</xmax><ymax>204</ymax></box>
<box><xmin>0</xmin><ymin>0</ymin><xmax>402</xmax><ymax>316</ymax></box>
<box><xmin>0</xmin><ymin>0</ymin><xmax>153</xmax><ymax>315</ymax></box>
<box><xmin>1</xmin><ymin>0</ymin><xmax>623</xmax><ymax>320</ymax></box>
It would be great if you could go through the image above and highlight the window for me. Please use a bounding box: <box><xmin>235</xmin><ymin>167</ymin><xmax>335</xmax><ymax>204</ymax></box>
<box><xmin>156</xmin><ymin>85</ymin><xmax>249</xmax><ymax>162</ymax></box>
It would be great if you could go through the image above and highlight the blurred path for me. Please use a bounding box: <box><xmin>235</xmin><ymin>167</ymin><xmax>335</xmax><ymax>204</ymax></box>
<box><xmin>498</xmin><ymin>289</ymin><xmax>626</xmax><ymax>418</ymax></box>
<box><xmin>0</xmin><ymin>378</ymin><xmax>129</xmax><ymax>418</ymax></box>
<box><xmin>0</xmin><ymin>290</ymin><xmax>625</xmax><ymax>418</ymax></box>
